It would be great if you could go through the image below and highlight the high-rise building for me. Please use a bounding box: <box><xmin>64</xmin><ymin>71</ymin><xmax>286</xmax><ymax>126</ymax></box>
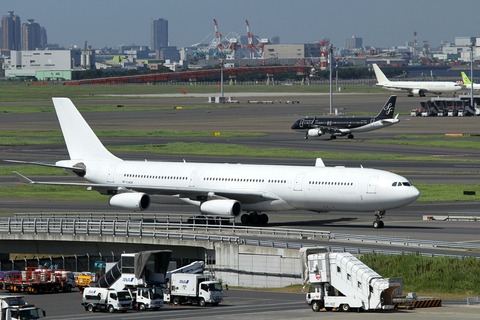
<box><xmin>22</xmin><ymin>19</ymin><xmax>47</xmax><ymax>50</ymax></box>
<box><xmin>345</xmin><ymin>36</ymin><xmax>363</xmax><ymax>49</ymax></box>
<box><xmin>2</xmin><ymin>11</ymin><xmax>21</xmax><ymax>50</ymax></box>
<box><xmin>151</xmin><ymin>18</ymin><xmax>168</xmax><ymax>50</ymax></box>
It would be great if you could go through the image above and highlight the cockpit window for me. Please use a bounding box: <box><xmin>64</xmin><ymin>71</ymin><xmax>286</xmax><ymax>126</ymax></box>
<box><xmin>393</xmin><ymin>181</ymin><xmax>412</xmax><ymax>187</ymax></box>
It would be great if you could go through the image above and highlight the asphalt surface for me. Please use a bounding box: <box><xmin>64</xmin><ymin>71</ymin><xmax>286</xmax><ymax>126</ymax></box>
<box><xmin>8</xmin><ymin>288</ymin><xmax>479</xmax><ymax>320</ymax></box>
<box><xmin>1</xmin><ymin>91</ymin><xmax>480</xmax><ymax>319</ymax></box>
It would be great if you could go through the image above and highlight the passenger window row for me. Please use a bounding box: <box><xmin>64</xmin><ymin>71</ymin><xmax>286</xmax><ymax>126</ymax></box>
<box><xmin>309</xmin><ymin>181</ymin><xmax>354</xmax><ymax>186</ymax></box>
<box><xmin>123</xmin><ymin>174</ymin><xmax>187</xmax><ymax>180</ymax></box>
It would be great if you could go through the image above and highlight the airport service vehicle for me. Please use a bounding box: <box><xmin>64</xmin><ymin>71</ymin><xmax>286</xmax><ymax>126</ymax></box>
<box><xmin>164</xmin><ymin>273</ymin><xmax>223</xmax><ymax>307</ymax></box>
<box><xmin>75</xmin><ymin>272</ymin><xmax>94</xmax><ymax>292</ymax></box>
<box><xmin>130</xmin><ymin>287</ymin><xmax>163</xmax><ymax>311</ymax></box>
<box><xmin>0</xmin><ymin>295</ymin><xmax>45</xmax><ymax>320</ymax></box>
<box><xmin>1</xmin><ymin>268</ymin><xmax>75</xmax><ymax>293</ymax></box>
<box><xmin>164</xmin><ymin>261</ymin><xmax>223</xmax><ymax>307</ymax></box>
<box><xmin>97</xmin><ymin>251</ymin><xmax>170</xmax><ymax>311</ymax></box>
<box><xmin>82</xmin><ymin>287</ymin><xmax>132</xmax><ymax>313</ymax></box>
<box><xmin>300</xmin><ymin>247</ymin><xmax>400</xmax><ymax>312</ymax></box>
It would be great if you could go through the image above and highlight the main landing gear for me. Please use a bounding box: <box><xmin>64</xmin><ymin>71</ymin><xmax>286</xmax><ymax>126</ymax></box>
<box><xmin>240</xmin><ymin>211</ymin><xmax>269</xmax><ymax>226</ymax></box>
<box><xmin>373</xmin><ymin>210</ymin><xmax>385</xmax><ymax>229</ymax></box>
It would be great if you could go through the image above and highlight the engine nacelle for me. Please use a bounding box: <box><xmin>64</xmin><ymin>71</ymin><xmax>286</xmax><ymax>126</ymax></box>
<box><xmin>307</xmin><ymin>128</ymin><xmax>324</xmax><ymax>137</ymax></box>
<box><xmin>109</xmin><ymin>193</ymin><xmax>150</xmax><ymax>211</ymax></box>
<box><xmin>411</xmin><ymin>89</ymin><xmax>426</xmax><ymax>97</ymax></box>
<box><xmin>200</xmin><ymin>199</ymin><xmax>241</xmax><ymax>217</ymax></box>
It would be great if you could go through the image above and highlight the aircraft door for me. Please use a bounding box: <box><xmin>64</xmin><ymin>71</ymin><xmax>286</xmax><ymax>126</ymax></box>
<box><xmin>294</xmin><ymin>173</ymin><xmax>305</xmax><ymax>191</ymax></box>
<box><xmin>189</xmin><ymin>171</ymin><xmax>196</xmax><ymax>187</ymax></box>
<box><xmin>367</xmin><ymin>176</ymin><xmax>378</xmax><ymax>194</ymax></box>
<box><xmin>107</xmin><ymin>165</ymin><xmax>117</xmax><ymax>183</ymax></box>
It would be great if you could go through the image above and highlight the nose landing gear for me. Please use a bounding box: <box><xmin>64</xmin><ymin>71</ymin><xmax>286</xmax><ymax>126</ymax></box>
<box><xmin>373</xmin><ymin>210</ymin><xmax>385</xmax><ymax>228</ymax></box>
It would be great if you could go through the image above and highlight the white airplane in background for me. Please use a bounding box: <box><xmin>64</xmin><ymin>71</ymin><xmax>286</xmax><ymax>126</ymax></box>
<box><xmin>373</xmin><ymin>63</ymin><xmax>463</xmax><ymax>97</ymax></box>
<box><xmin>461</xmin><ymin>72</ymin><xmax>480</xmax><ymax>90</ymax></box>
<box><xmin>6</xmin><ymin>98</ymin><xmax>420</xmax><ymax>229</ymax></box>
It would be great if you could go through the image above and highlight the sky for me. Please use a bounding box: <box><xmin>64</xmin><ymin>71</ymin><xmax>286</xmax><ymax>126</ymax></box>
<box><xmin>1</xmin><ymin>0</ymin><xmax>479</xmax><ymax>50</ymax></box>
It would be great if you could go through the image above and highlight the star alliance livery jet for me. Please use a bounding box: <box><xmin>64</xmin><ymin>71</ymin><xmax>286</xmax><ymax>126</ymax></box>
<box><xmin>7</xmin><ymin>98</ymin><xmax>419</xmax><ymax>229</ymax></box>
<box><xmin>373</xmin><ymin>63</ymin><xmax>462</xmax><ymax>97</ymax></box>
<box><xmin>291</xmin><ymin>95</ymin><xmax>399</xmax><ymax>140</ymax></box>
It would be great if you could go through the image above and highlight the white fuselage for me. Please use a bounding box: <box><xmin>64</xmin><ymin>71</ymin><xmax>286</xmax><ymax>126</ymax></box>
<box><xmin>377</xmin><ymin>81</ymin><xmax>462</xmax><ymax>94</ymax></box>
<box><xmin>82</xmin><ymin>159</ymin><xmax>420</xmax><ymax>213</ymax></box>
<box><xmin>340</xmin><ymin>118</ymin><xmax>399</xmax><ymax>134</ymax></box>
<box><xmin>466</xmin><ymin>82</ymin><xmax>480</xmax><ymax>90</ymax></box>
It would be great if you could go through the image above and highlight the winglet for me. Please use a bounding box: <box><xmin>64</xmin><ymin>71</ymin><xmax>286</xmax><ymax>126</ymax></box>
<box><xmin>12</xmin><ymin>171</ymin><xmax>35</xmax><ymax>184</ymax></box>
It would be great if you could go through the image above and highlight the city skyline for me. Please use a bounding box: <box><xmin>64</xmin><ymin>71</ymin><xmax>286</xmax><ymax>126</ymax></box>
<box><xmin>1</xmin><ymin>0</ymin><xmax>479</xmax><ymax>50</ymax></box>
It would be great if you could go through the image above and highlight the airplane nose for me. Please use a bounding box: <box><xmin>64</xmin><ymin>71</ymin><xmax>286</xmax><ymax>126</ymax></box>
<box><xmin>291</xmin><ymin>120</ymin><xmax>300</xmax><ymax>129</ymax></box>
<box><xmin>407</xmin><ymin>186</ymin><xmax>420</xmax><ymax>203</ymax></box>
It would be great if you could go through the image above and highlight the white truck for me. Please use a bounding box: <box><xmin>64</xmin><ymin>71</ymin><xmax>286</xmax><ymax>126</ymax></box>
<box><xmin>164</xmin><ymin>261</ymin><xmax>223</xmax><ymax>307</ymax></box>
<box><xmin>129</xmin><ymin>286</ymin><xmax>163</xmax><ymax>311</ymax></box>
<box><xmin>82</xmin><ymin>287</ymin><xmax>132</xmax><ymax>313</ymax></box>
<box><xmin>300</xmin><ymin>247</ymin><xmax>400</xmax><ymax>312</ymax></box>
<box><xmin>0</xmin><ymin>295</ymin><xmax>45</xmax><ymax>320</ymax></box>
<box><xmin>102</xmin><ymin>251</ymin><xmax>169</xmax><ymax>311</ymax></box>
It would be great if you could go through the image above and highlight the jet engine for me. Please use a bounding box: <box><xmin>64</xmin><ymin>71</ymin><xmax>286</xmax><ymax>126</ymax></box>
<box><xmin>200</xmin><ymin>199</ymin><xmax>242</xmax><ymax>217</ymax></box>
<box><xmin>411</xmin><ymin>89</ymin><xmax>426</xmax><ymax>97</ymax></box>
<box><xmin>307</xmin><ymin>128</ymin><xmax>324</xmax><ymax>137</ymax></box>
<box><xmin>109</xmin><ymin>192</ymin><xmax>151</xmax><ymax>211</ymax></box>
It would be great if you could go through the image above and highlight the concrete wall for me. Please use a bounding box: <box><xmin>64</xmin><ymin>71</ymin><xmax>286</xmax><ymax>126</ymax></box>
<box><xmin>214</xmin><ymin>243</ymin><xmax>301</xmax><ymax>288</ymax></box>
<box><xmin>0</xmin><ymin>233</ymin><xmax>302</xmax><ymax>288</ymax></box>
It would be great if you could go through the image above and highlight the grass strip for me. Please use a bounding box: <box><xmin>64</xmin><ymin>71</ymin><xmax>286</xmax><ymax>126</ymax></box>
<box><xmin>360</xmin><ymin>253</ymin><xmax>480</xmax><ymax>298</ymax></box>
<box><xmin>109</xmin><ymin>141</ymin><xmax>463</xmax><ymax>162</ymax></box>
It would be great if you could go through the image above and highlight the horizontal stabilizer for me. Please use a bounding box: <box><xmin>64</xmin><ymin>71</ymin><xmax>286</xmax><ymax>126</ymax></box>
<box><xmin>4</xmin><ymin>159</ymin><xmax>86</xmax><ymax>175</ymax></box>
<box><xmin>12</xmin><ymin>171</ymin><xmax>35</xmax><ymax>184</ymax></box>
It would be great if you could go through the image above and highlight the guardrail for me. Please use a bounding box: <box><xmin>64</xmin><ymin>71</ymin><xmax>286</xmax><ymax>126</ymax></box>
<box><xmin>10</xmin><ymin>214</ymin><xmax>332</xmax><ymax>240</ymax></box>
<box><xmin>3</xmin><ymin>216</ymin><xmax>480</xmax><ymax>256</ymax></box>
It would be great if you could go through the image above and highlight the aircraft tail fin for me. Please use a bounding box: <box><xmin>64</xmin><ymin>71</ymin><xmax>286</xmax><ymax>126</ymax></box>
<box><xmin>52</xmin><ymin>98</ymin><xmax>121</xmax><ymax>162</ymax></box>
<box><xmin>372</xmin><ymin>63</ymin><xmax>390</xmax><ymax>84</ymax></box>
<box><xmin>461</xmin><ymin>72</ymin><xmax>472</xmax><ymax>85</ymax></box>
<box><xmin>375</xmin><ymin>95</ymin><xmax>397</xmax><ymax>119</ymax></box>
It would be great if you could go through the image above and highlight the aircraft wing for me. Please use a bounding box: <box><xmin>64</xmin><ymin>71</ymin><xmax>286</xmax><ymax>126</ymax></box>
<box><xmin>315</xmin><ymin>125</ymin><xmax>344</xmax><ymax>135</ymax></box>
<box><xmin>381</xmin><ymin>85</ymin><xmax>414</xmax><ymax>92</ymax></box>
<box><xmin>13</xmin><ymin>172</ymin><xmax>280</xmax><ymax>204</ymax></box>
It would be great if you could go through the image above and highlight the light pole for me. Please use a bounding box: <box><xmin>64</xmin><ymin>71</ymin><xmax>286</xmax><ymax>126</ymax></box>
<box><xmin>470</xmin><ymin>40</ymin><xmax>475</xmax><ymax>108</ymax></box>
<box><xmin>329</xmin><ymin>44</ymin><xmax>334</xmax><ymax>114</ymax></box>
<box><xmin>220</xmin><ymin>59</ymin><xmax>224</xmax><ymax>99</ymax></box>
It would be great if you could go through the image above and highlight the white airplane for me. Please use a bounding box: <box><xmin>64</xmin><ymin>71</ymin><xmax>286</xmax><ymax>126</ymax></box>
<box><xmin>461</xmin><ymin>72</ymin><xmax>480</xmax><ymax>90</ymax></box>
<box><xmin>373</xmin><ymin>63</ymin><xmax>463</xmax><ymax>97</ymax></box>
<box><xmin>7</xmin><ymin>98</ymin><xmax>420</xmax><ymax>229</ymax></box>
